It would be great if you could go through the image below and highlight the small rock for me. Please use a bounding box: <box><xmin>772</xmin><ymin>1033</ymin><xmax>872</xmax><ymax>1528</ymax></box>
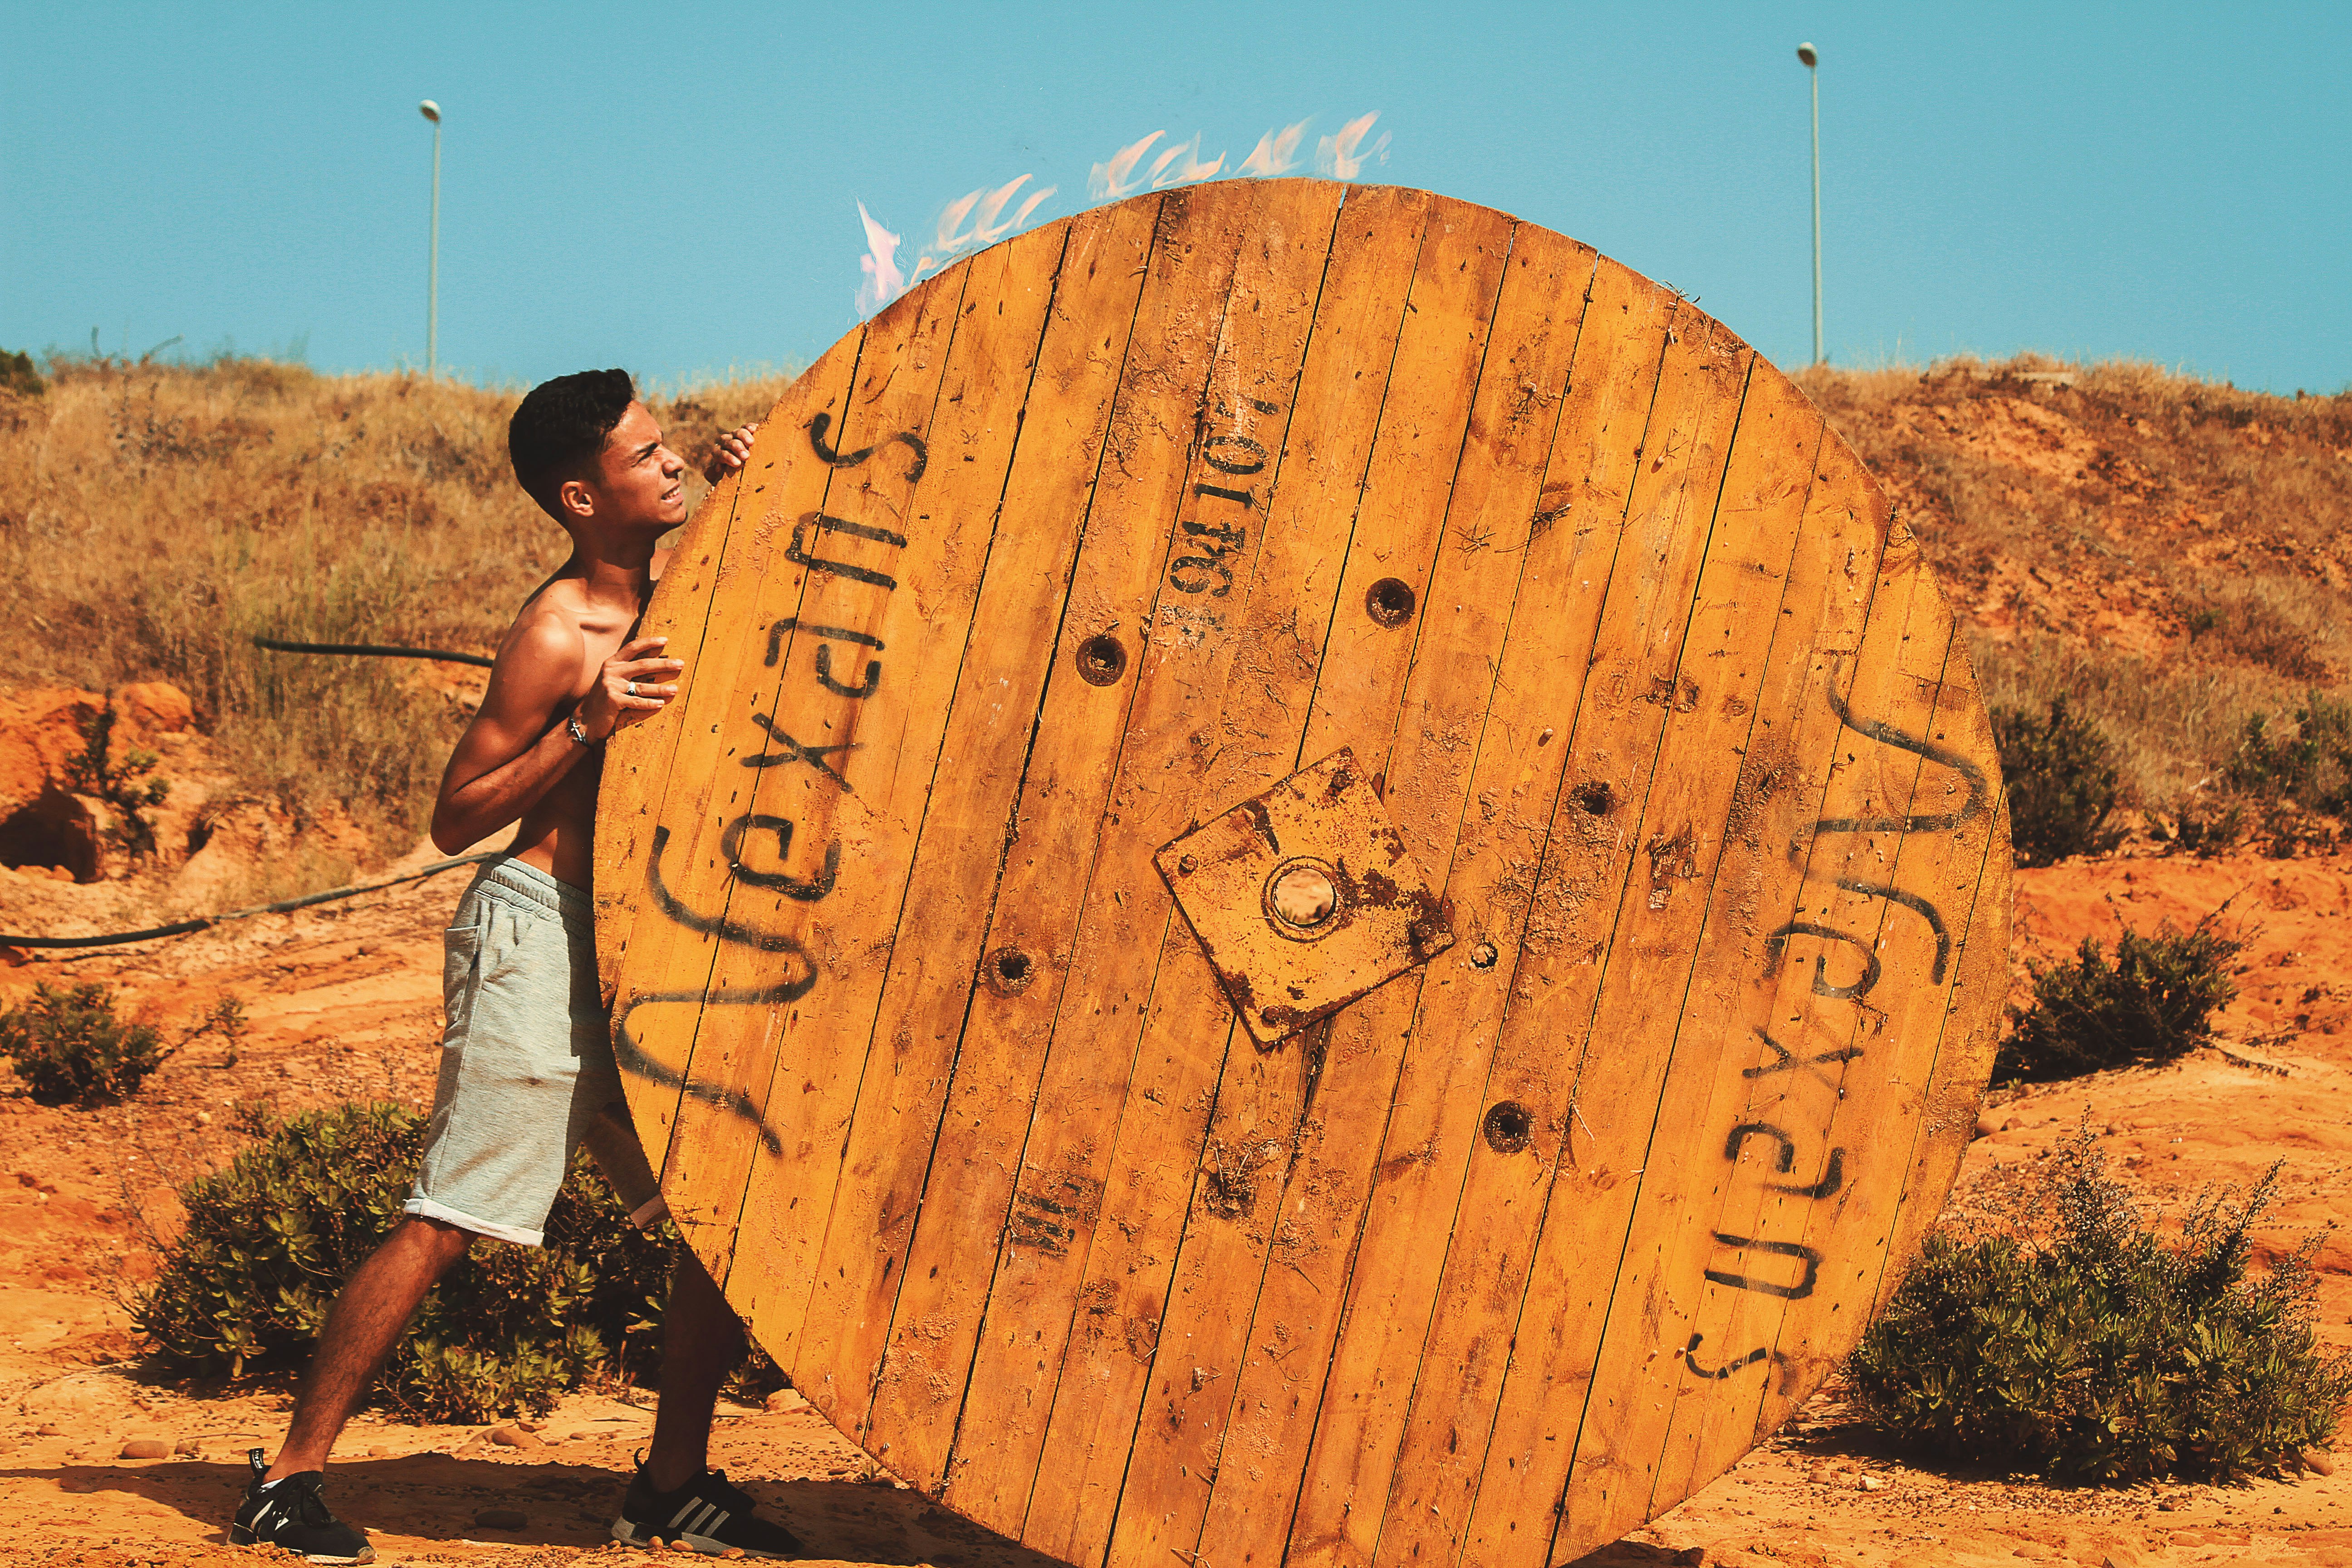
<box><xmin>34</xmin><ymin>1423</ymin><xmax>61</xmax><ymax>1437</ymax></box>
<box><xmin>2304</xmin><ymin>1448</ymin><xmax>2337</xmax><ymax>1476</ymax></box>
<box><xmin>474</xmin><ymin>1508</ymin><xmax>529</xmax><ymax>1530</ymax></box>
<box><xmin>488</xmin><ymin>1424</ymin><xmax>542</xmax><ymax>1449</ymax></box>
<box><xmin>119</xmin><ymin>1437</ymin><xmax>171</xmax><ymax>1460</ymax></box>
<box><xmin>1857</xmin><ymin>1474</ymin><xmax>1885</xmax><ymax>1492</ymax></box>
<box><xmin>172</xmin><ymin>1437</ymin><xmax>202</xmax><ymax>1457</ymax></box>
<box><xmin>1807</xmin><ymin>1465</ymin><xmax>1831</xmax><ymax>1485</ymax></box>
<box><xmin>114</xmin><ymin>681</ymin><xmax>194</xmax><ymax>737</ymax></box>
<box><xmin>368</xmin><ymin>1445</ymin><xmax>390</xmax><ymax>1456</ymax></box>
<box><xmin>763</xmin><ymin>1388</ymin><xmax>806</xmax><ymax>1413</ymax></box>
<box><xmin>2002</xmin><ymin>1117</ymin><xmax>2023</xmax><ymax>1132</ymax></box>
<box><xmin>1972</xmin><ymin>1115</ymin><xmax>1995</xmax><ymax>1140</ymax></box>
<box><xmin>2154</xmin><ymin>1499</ymin><xmax>2176</xmax><ymax>1512</ymax></box>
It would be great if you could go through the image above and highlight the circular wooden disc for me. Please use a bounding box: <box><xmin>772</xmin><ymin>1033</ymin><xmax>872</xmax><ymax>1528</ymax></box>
<box><xmin>595</xmin><ymin>179</ymin><xmax>2009</xmax><ymax>1568</ymax></box>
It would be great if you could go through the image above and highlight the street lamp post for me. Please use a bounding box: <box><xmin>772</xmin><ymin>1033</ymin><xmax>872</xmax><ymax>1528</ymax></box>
<box><xmin>1796</xmin><ymin>44</ymin><xmax>1821</xmax><ymax>365</ymax></box>
<box><xmin>419</xmin><ymin>99</ymin><xmax>442</xmax><ymax>378</ymax></box>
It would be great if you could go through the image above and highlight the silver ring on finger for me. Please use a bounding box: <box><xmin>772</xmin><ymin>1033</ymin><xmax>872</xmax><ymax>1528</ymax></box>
<box><xmin>624</xmin><ymin>681</ymin><xmax>638</xmax><ymax>697</ymax></box>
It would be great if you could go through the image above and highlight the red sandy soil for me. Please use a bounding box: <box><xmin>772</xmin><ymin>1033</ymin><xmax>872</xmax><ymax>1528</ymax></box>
<box><xmin>0</xmin><ymin>827</ymin><xmax>2347</xmax><ymax>1566</ymax></box>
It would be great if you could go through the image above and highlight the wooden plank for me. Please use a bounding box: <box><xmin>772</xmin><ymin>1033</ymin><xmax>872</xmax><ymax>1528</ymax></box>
<box><xmin>1365</xmin><ymin>312</ymin><xmax>1756</xmax><ymax>1568</ymax></box>
<box><xmin>1528</xmin><ymin>500</ymin><xmax>1952</xmax><ymax>1563</ymax></box>
<box><xmin>715</xmin><ymin>220</ymin><xmax>1072</xmax><ymax>1381</ymax></box>
<box><xmin>1608</xmin><ymin>448</ymin><xmax>1918</xmax><ymax>1522</ymax></box>
<box><xmin>1275</xmin><ymin>246</ymin><xmax>1661</xmax><ymax>1568</ymax></box>
<box><xmin>599</xmin><ymin>335</ymin><xmax>867</xmax><ymax>1176</ymax></box>
<box><xmin>1726</xmin><ymin>598</ymin><xmax>2009</xmax><ymax>1450</ymax></box>
<box><xmin>1393</xmin><ymin>371</ymin><xmax>1828</xmax><ymax>1564</ymax></box>
<box><xmin>1187</xmin><ymin>194</ymin><xmax>1541</xmax><ymax>1568</ymax></box>
<box><xmin>1157</xmin><ymin>217</ymin><xmax>1599</xmax><ymax>1568</ymax></box>
<box><xmin>968</xmin><ymin>177</ymin><xmax>1350</xmax><ymax>1566</ymax></box>
<box><xmin>854</xmin><ymin>184</ymin><xmax>1240</xmax><ymax>1509</ymax></box>
<box><xmin>1528</xmin><ymin>401</ymin><xmax>1867</xmax><ymax>1540</ymax></box>
<box><xmin>594</xmin><ymin>453</ymin><xmax>748</xmax><ymax>995</ymax></box>
<box><xmin>786</xmin><ymin>200</ymin><xmax>1161</xmax><ymax>1441</ymax></box>
<box><xmin>644</xmin><ymin>267</ymin><xmax>971</xmax><ymax>1300</ymax></box>
<box><xmin>1082</xmin><ymin>182</ymin><xmax>1438</xmax><ymax>1568</ymax></box>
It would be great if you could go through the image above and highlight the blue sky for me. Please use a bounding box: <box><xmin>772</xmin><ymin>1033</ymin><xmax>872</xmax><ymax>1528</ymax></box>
<box><xmin>3</xmin><ymin>1</ymin><xmax>2345</xmax><ymax>393</ymax></box>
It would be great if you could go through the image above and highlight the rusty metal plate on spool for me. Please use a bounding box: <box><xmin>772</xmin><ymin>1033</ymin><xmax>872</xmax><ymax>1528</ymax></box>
<box><xmin>1157</xmin><ymin>746</ymin><xmax>1452</xmax><ymax>1045</ymax></box>
<box><xmin>593</xmin><ymin>178</ymin><xmax>2010</xmax><ymax>1568</ymax></box>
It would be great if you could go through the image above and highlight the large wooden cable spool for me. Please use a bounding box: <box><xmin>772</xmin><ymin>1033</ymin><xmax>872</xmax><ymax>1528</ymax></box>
<box><xmin>593</xmin><ymin>178</ymin><xmax>2010</xmax><ymax>1568</ymax></box>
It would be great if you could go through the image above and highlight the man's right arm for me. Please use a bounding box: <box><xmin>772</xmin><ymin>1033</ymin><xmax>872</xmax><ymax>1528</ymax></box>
<box><xmin>428</xmin><ymin>626</ymin><xmax>678</xmax><ymax>854</ymax></box>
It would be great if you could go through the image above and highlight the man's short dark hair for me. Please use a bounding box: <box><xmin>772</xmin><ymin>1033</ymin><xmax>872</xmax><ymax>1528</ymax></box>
<box><xmin>509</xmin><ymin>369</ymin><xmax>636</xmax><ymax>520</ymax></box>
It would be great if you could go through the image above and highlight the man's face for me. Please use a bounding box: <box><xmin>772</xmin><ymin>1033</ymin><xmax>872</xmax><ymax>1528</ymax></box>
<box><xmin>572</xmin><ymin>401</ymin><xmax>688</xmax><ymax>531</ymax></box>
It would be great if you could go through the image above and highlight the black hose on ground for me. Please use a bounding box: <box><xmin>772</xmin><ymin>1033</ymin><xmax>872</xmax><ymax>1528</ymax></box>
<box><xmin>251</xmin><ymin>636</ymin><xmax>494</xmax><ymax>669</ymax></box>
<box><xmin>0</xmin><ymin>851</ymin><xmax>504</xmax><ymax>951</ymax></box>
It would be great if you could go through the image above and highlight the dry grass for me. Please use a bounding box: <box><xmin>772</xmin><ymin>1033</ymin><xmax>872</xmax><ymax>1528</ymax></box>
<box><xmin>1795</xmin><ymin>354</ymin><xmax>2352</xmax><ymax>818</ymax></box>
<box><xmin>0</xmin><ymin>358</ymin><xmax>790</xmax><ymax>851</ymax></box>
<box><xmin>2</xmin><ymin>349</ymin><xmax>2342</xmax><ymax>864</ymax></box>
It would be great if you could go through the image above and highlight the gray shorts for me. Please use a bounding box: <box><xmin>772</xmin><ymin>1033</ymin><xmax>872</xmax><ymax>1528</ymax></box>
<box><xmin>407</xmin><ymin>855</ymin><xmax>667</xmax><ymax>1247</ymax></box>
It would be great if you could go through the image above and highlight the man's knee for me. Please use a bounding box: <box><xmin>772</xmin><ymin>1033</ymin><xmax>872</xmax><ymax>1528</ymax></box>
<box><xmin>394</xmin><ymin>1214</ymin><xmax>477</xmax><ymax>1268</ymax></box>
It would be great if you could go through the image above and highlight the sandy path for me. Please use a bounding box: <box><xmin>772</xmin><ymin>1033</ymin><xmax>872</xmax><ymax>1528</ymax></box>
<box><xmin>0</xmin><ymin>847</ymin><xmax>2344</xmax><ymax>1567</ymax></box>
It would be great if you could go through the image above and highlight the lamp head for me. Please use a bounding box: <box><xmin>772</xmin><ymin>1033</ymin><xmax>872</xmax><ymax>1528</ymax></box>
<box><xmin>1796</xmin><ymin>43</ymin><xmax>1818</xmax><ymax>69</ymax></box>
<box><xmin>419</xmin><ymin>99</ymin><xmax>441</xmax><ymax>123</ymax></box>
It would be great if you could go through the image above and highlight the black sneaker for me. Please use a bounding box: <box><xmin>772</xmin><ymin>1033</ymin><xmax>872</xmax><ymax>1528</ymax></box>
<box><xmin>612</xmin><ymin>1457</ymin><xmax>802</xmax><ymax>1558</ymax></box>
<box><xmin>229</xmin><ymin>1449</ymin><xmax>375</xmax><ymax>1565</ymax></box>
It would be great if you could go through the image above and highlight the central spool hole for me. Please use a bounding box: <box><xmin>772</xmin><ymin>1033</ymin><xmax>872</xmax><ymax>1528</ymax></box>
<box><xmin>1268</xmin><ymin>863</ymin><xmax>1338</xmax><ymax>929</ymax></box>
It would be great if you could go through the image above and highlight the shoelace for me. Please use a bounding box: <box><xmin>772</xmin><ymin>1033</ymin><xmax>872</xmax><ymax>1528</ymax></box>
<box><xmin>291</xmin><ymin>1479</ymin><xmax>338</xmax><ymax>1529</ymax></box>
<box><xmin>256</xmin><ymin>1475</ymin><xmax>335</xmax><ymax>1530</ymax></box>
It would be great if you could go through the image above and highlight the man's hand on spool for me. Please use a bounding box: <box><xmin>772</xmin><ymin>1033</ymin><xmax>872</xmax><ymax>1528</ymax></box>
<box><xmin>576</xmin><ymin>636</ymin><xmax>685</xmax><ymax>741</ymax></box>
<box><xmin>704</xmin><ymin>422</ymin><xmax>761</xmax><ymax>485</ymax></box>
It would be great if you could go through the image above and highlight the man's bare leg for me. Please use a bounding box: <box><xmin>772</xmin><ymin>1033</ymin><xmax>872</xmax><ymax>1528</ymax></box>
<box><xmin>643</xmin><ymin>1248</ymin><xmax>746</xmax><ymax>1491</ymax></box>
<box><xmin>265</xmin><ymin>1216</ymin><xmax>475</xmax><ymax>1481</ymax></box>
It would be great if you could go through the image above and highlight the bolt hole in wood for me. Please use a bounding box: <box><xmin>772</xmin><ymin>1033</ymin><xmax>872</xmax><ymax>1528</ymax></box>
<box><xmin>1075</xmin><ymin>633</ymin><xmax>1127</xmax><ymax>686</ymax></box>
<box><xmin>1570</xmin><ymin>779</ymin><xmax>1615</xmax><ymax>815</ymax></box>
<box><xmin>985</xmin><ymin>946</ymin><xmax>1035</xmax><ymax>996</ymax></box>
<box><xmin>1264</xmin><ymin>860</ymin><xmax>1339</xmax><ymax>931</ymax></box>
<box><xmin>1364</xmin><ymin>577</ymin><xmax>1416</xmax><ymax>627</ymax></box>
<box><xmin>1483</xmin><ymin>1100</ymin><xmax>1534</xmax><ymax>1154</ymax></box>
<box><xmin>1469</xmin><ymin>939</ymin><xmax>1499</xmax><ymax>970</ymax></box>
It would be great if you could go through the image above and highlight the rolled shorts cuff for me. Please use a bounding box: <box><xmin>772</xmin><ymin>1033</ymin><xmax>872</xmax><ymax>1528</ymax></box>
<box><xmin>404</xmin><ymin>1194</ymin><xmax>545</xmax><ymax>1250</ymax></box>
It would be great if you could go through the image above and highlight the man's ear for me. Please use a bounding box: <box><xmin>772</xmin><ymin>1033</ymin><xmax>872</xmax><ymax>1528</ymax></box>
<box><xmin>557</xmin><ymin>475</ymin><xmax>597</xmax><ymax>524</ymax></box>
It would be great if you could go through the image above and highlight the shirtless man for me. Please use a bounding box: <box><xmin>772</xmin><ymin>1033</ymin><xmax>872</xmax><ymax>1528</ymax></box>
<box><xmin>231</xmin><ymin>369</ymin><xmax>799</xmax><ymax>1563</ymax></box>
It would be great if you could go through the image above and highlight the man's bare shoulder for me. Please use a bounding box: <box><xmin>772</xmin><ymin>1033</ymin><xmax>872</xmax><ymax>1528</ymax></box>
<box><xmin>492</xmin><ymin>594</ymin><xmax>593</xmax><ymax>681</ymax></box>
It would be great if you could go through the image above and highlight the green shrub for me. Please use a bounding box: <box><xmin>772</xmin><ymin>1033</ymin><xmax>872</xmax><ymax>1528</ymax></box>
<box><xmin>2223</xmin><ymin>691</ymin><xmax>2352</xmax><ymax>817</ymax></box>
<box><xmin>64</xmin><ymin>706</ymin><xmax>171</xmax><ymax>860</ymax></box>
<box><xmin>135</xmin><ymin>1102</ymin><xmax>677</xmax><ymax>1421</ymax></box>
<box><xmin>0</xmin><ymin>350</ymin><xmax>42</xmax><ymax>400</ymax></box>
<box><xmin>1994</xmin><ymin>917</ymin><xmax>2240</xmax><ymax>1085</ymax></box>
<box><xmin>1851</xmin><ymin>1132</ymin><xmax>2351</xmax><ymax>1483</ymax></box>
<box><xmin>0</xmin><ymin>982</ymin><xmax>167</xmax><ymax>1105</ymax></box>
<box><xmin>1990</xmin><ymin>697</ymin><xmax>2124</xmax><ymax>866</ymax></box>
